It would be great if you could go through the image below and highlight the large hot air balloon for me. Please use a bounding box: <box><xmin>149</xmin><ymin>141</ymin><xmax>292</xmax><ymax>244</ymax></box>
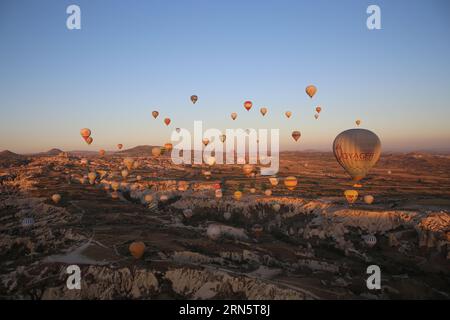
<box><xmin>284</xmin><ymin>176</ymin><xmax>298</xmax><ymax>190</ymax></box>
<box><xmin>152</xmin><ymin>111</ymin><xmax>159</xmax><ymax>119</ymax></box>
<box><xmin>190</xmin><ymin>95</ymin><xmax>198</xmax><ymax>104</ymax></box>
<box><xmin>244</xmin><ymin>101</ymin><xmax>253</xmax><ymax>111</ymax></box>
<box><xmin>292</xmin><ymin>131</ymin><xmax>301</xmax><ymax>142</ymax></box>
<box><xmin>316</xmin><ymin>106</ymin><xmax>322</xmax><ymax>113</ymax></box>
<box><xmin>344</xmin><ymin>190</ymin><xmax>358</xmax><ymax>204</ymax></box>
<box><xmin>164</xmin><ymin>118</ymin><xmax>171</xmax><ymax>126</ymax></box>
<box><xmin>333</xmin><ymin>129</ymin><xmax>381</xmax><ymax>182</ymax></box>
<box><xmin>231</xmin><ymin>112</ymin><xmax>237</xmax><ymax>120</ymax></box>
<box><xmin>305</xmin><ymin>85</ymin><xmax>317</xmax><ymax>98</ymax></box>
<box><xmin>117</xmin><ymin>144</ymin><xmax>123</xmax><ymax>150</ymax></box>
<box><xmin>260</xmin><ymin>107</ymin><xmax>267</xmax><ymax>116</ymax></box>
<box><xmin>285</xmin><ymin>111</ymin><xmax>292</xmax><ymax>118</ymax></box>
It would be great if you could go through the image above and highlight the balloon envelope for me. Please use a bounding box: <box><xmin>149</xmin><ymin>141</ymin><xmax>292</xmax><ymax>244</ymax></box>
<box><xmin>305</xmin><ymin>85</ymin><xmax>317</xmax><ymax>98</ymax></box>
<box><xmin>152</xmin><ymin>111</ymin><xmax>159</xmax><ymax>119</ymax></box>
<box><xmin>191</xmin><ymin>95</ymin><xmax>198</xmax><ymax>104</ymax></box>
<box><xmin>80</xmin><ymin>128</ymin><xmax>91</xmax><ymax>138</ymax></box>
<box><xmin>344</xmin><ymin>190</ymin><xmax>359</xmax><ymax>204</ymax></box>
<box><xmin>285</xmin><ymin>111</ymin><xmax>292</xmax><ymax>118</ymax></box>
<box><xmin>164</xmin><ymin>118</ymin><xmax>171</xmax><ymax>126</ymax></box>
<box><xmin>260</xmin><ymin>107</ymin><xmax>267</xmax><ymax>116</ymax></box>
<box><xmin>244</xmin><ymin>101</ymin><xmax>253</xmax><ymax>111</ymax></box>
<box><xmin>292</xmin><ymin>131</ymin><xmax>301</xmax><ymax>142</ymax></box>
<box><xmin>231</xmin><ymin>112</ymin><xmax>237</xmax><ymax>120</ymax></box>
<box><xmin>333</xmin><ymin>129</ymin><xmax>381</xmax><ymax>182</ymax></box>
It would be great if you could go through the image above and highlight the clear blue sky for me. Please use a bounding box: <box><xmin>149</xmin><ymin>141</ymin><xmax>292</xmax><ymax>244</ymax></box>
<box><xmin>1</xmin><ymin>0</ymin><xmax>449</xmax><ymax>153</ymax></box>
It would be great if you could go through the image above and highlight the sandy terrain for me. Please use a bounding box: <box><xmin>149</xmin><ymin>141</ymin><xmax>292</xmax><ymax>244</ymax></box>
<box><xmin>0</xmin><ymin>149</ymin><xmax>449</xmax><ymax>299</ymax></box>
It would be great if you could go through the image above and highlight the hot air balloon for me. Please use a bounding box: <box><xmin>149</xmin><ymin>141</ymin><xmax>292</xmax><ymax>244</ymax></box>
<box><xmin>164</xmin><ymin>143</ymin><xmax>173</xmax><ymax>151</ymax></box>
<box><xmin>344</xmin><ymin>190</ymin><xmax>358</xmax><ymax>204</ymax></box>
<box><xmin>355</xmin><ymin>119</ymin><xmax>361</xmax><ymax>126</ymax></box>
<box><xmin>164</xmin><ymin>118</ymin><xmax>171</xmax><ymax>126</ymax></box>
<box><xmin>264</xmin><ymin>189</ymin><xmax>272</xmax><ymax>196</ymax></box>
<box><xmin>220</xmin><ymin>134</ymin><xmax>226</xmax><ymax>143</ymax></box>
<box><xmin>243</xmin><ymin>164</ymin><xmax>254</xmax><ymax>176</ymax></box>
<box><xmin>305</xmin><ymin>85</ymin><xmax>317</xmax><ymax>98</ymax></box>
<box><xmin>284</xmin><ymin>176</ymin><xmax>298</xmax><ymax>190</ymax></box>
<box><xmin>231</xmin><ymin>112</ymin><xmax>237</xmax><ymax>120</ymax></box>
<box><xmin>117</xmin><ymin>144</ymin><xmax>123</xmax><ymax>150</ymax></box>
<box><xmin>314</xmin><ymin>114</ymin><xmax>319</xmax><ymax>120</ymax></box>
<box><xmin>272</xmin><ymin>203</ymin><xmax>281</xmax><ymax>212</ymax></box>
<box><xmin>285</xmin><ymin>111</ymin><xmax>292</xmax><ymax>118</ymax></box>
<box><xmin>80</xmin><ymin>128</ymin><xmax>91</xmax><ymax>140</ymax></box>
<box><xmin>215</xmin><ymin>189</ymin><xmax>223</xmax><ymax>199</ymax></box>
<box><xmin>364</xmin><ymin>195</ymin><xmax>374</xmax><ymax>204</ymax></box>
<box><xmin>260</xmin><ymin>107</ymin><xmax>267</xmax><ymax>116</ymax></box>
<box><xmin>123</xmin><ymin>158</ymin><xmax>134</xmax><ymax>170</ymax></box>
<box><xmin>206</xmin><ymin>156</ymin><xmax>216</xmax><ymax>166</ymax></box>
<box><xmin>292</xmin><ymin>131</ymin><xmax>301</xmax><ymax>142</ymax></box>
<box><xmin>244</xmin><ymin>101</ymin><xmax>252</xmax><ymax>111</ymax></box>
<box><xmin>190</xmin><ymin>95</ymin><xmax>198</xmax><ymax>104</ymax></box>
<box><xmin>160</xmin><ymin>194</ymin><xmax>169</xmax><ymax>202</ymax></box>
<box><xmin>129</xmin><ymin>241</ymin><xmax>145</xmax><ymax>259</ymax></box>
<box><xmin>233</xmin><ymin>190</ymin><xmax>242</xmax><ymax>201</ymax></box>
<box><xmin>152</xmin><ymin>111</ymin><xmax>159</xmax><ymax>119</ymax></box>
<box><xmin>111</xmin><ymin>181</ymin><xmax>120</xmax><ymax>191</ymax></box>
<box><xmin>86</xmin><ymin>137</ymin><xmax>93</xmax><ymax>145</ymax></box>
<box><xmin>51</xmin><ymin>194</ymin><xmax>61</xmax><ymax>204</ymax></box>
<box><xmin>176</xmin><ymin>128</ymin><xmax>181</xmax><ymax>133</ymax></box>
<box><xmin>316</xmin><ymin>106</ymin><xmax>322</xmax><ymax>113</ymax></box>
<box><xmin>99</xmin><ymin>149</ymin><xmax>105</xmax><ymax>157</ymax></box>
<box><xmin>144</xmin><ymin>194</ymin><xmax>153</xmax><ymax>203</ymax></box>
<box><xmin>152</xmin><ymin>147</ymin><xmax>161</xmax><ymax>157</ymax></box>
<box><xmin>121</xmin><ymin>169</ymin><xmax>129</xmax><ymax>179</ymax></box>
<box><xmin>333</xmin><ymin>129</ymin><xmax>381</xmax><ymax>182</ymax></box>
<box><xmin>202</xmin><ymin>138</ymin><xmax>209</xmax><ymax>146</ymax></box>
<box><xmin>266</xmin><ymin>178</ymin><xmax>276</xmax><ymax>187</ymax></box>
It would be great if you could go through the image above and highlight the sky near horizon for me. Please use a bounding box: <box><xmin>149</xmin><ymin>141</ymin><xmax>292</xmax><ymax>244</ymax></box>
<box><xmin>0</xmin><ymin>0</ymin><xmax>449</xmax><ymax>153</ymax></box>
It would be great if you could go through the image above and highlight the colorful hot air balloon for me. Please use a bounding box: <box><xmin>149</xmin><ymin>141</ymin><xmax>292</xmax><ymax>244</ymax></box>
<box><xmin>202</xmin><ymin>138</ymin><xmax>209</xmax><ymax>146</ymax></box>
<box><xmin>305</xmin><ymin>85</ymin><xmax>317</xmax><ymax>98</ymax></box>
<box><xmin>86</xmin><ymin>137</ymin><xmax>93</xmax><ymax>145</ymax></box>
<box><xmin>344</xmin><ymin>190</ymin><xmax>359</xmax><ymax>204</ymax></box>
<box><xmin>88</xmin><ymin>172</ymin><xmax>97</xmax><ymax>184</ymax></box>
<box><xmin>231</xmin><ymin>112</ymin><xmax>237</xmax><ymax>120</ymax></box>
<box><xmin>51</xmin><ymin>194</ymin><xmax>61</xmax><ymax>204</ymax></box>
<box><xmin>117</xmin><ymin>144</ymin><xmax>123</xmax><ymax>150</ymax></box>
<box><xmin>190</xmin><ymin>95</ymin><xmax>198</xmax><ymax>104</ymax></box>
<box><xmin>316</xmin><ymin>106</ymin><xmax>322</xmax><ymax>113</ymax></box>
<box><xmin>314</xmin><ymin>114</ymin><xmax>319</xmax><ymax>120</ymax></box>
<box><xmin>129</xmin><ymin>241</ymin><xmax>146</xmax><ymax>259</ymax></box>
<box><xmin>260</xmin><ymin>107</ymin><xmax>267</xmax><ymax>116</ymax></box>
<box><xmin>364</xmin><ymin>195</ymin><xmax>374</xmax><ymax>204</ymax></box>
<box><xmin>233</xmin><ymin>191</ymin><xmax>242</xmax><ymax>201</ymax></box>
<box><xmin>285</xmin><ymin>111</ymin><xmax>292</xmax><ymax>118</ymax></box>
<box><xmin>220</xmin><ymin>134</ymin><xmax>226</xmax><ymax>143</ymax></box>
<box><xmin>264</xmin><ymin>189</ymin><xmax>272</xmax><ymax>196</ymax></box>
<box><xmin>164</xmin><ymin>118</ymin><xmax>171</xmax><ymax>126</ymax></box>
<box><xmin>124</xmin><ymin>157</ymin><xmax>134</xmax><ymax>170</ymax></box>
<box><xmin>333</xmin><ymin>129</ymin><xmax>381</xmax><ymax>182</ymax></box>
<box><xmin>292</xmin><ymin>131</ymin><xmax>301</xmax><ymax>142</ymax></box>
<box><xmin>152</xmin><ymin>111</ymin><xmax>159</xmax><ymax>119</ymax></box>
<box><xmin>164</xmin><ymin>143</ymin><xmax>173</xmax><ymax>151</ymax></box>
<box><xmin>269</xmin><ymin>177</ymin><xmax>278</xmax><ymax>187</ymax></box>
<box><xmin>244</xmin><ymin>101</ymin><xmax>253</xmax><ymax>111</ymax></box>
<box><xmin>121</xmin><ymin>169</ymin><xmax>129</xmax><ymax>179</ymax></box>
<box><xmin>99</xmin><ymin>149</ymin><xmax>105</xmax><ymax>157</ymax></box>
<box><xmin>80</xmin><ymin>128</ymin><xmax>91</xmax><ymax>140</ymax></box>
<box><xmin>152</xmin><ymin>147</ymin><xmax>161</xmax><ymax>157</ymax></box>
<box><xmin>284</xmin><ymin>176</ymin><xmax>298</xmax><ymax>190</ymax></box>
<box><xmin>356</xmin><ymin>119</ymin><xmax>361</xmax><ymax>126</ymax></box>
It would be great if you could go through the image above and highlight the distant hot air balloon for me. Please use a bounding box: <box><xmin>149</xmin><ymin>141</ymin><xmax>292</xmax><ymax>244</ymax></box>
<box><xmin>284</xmin><ymin>176</ymin><xmax>298</xmax><ymax>190</ymax></box>
<box><xmin>85</xmin><ymin>137</ymin><xmax>93</xmax><ymax>145</ymax></box>
<box><xmin>88</xmin><ymin>172</ymin><xmax>97</xmax><ymax>184</ymax></box>
<box><xmin>124</xmin><ymin>157</ymin><xmax>134</xmax><ymax>170</ymax></box>
<box><xmin>264</xmin><ymin>189</ymin><xmax>272</xmax><ymax>196</ymax></box>
<box><xmin>117</xmin><ymin>144</ymin><xmax>123</xmax><ymax>150</ymax></box>
<box><xmin>202</xmin><ymin>138</ymin><xmax>209</xmax><ymax>146</ymax></box>
<box><xmin>292</xmin><ymin>131</ymin><xmax>301</xmax><ymax>142</ymax></box>
<box><xmin>152</xmin><ymin>147</ymin><xmax>161</xmax><ymax>157</ymax></box>
<box><xmin>164</xmin><ymin>118</ymin><xmax>171</xmax><ymax>126</ymax></box>
<box><xmin>111</xmin><ymin>181</ymin><xmax>120</xmax><ymax>191</ymax></box>
<box><xmin>316</xmin><ymin>106</ymin><xmax>322</xmax><ymax>113</ymax></box>
<box><xmin>121</xmin><ymin>169</ymin><xmax>129</xmax><ymax>179</ymax></box>
<box><xmin>285</xmin><ymin>111</ymin><xmax>292</xmax><ymax>118</ymax></box>
<box><xmin>364</xmin><ymin>195</ymin><xmax>374</xmax><ymax>204</ymax></box>
<box><xmin>99</xmin><ymin>149</ymin><xmax>105</xmax><ymax>157</ymax></box>
<box><xmin>80</xmin><ymin>128</ymin><xmax>91</xmax><ymax>140</ymax></box>
<box><xmin>272</xmin><ymin>203</ymin><xmax>281</xmax><ymax>212</ymax></box>
<box><xmin>164</xmin><ymin>143</ymin><xmax>173</xmax><ymax>151</ymax></box>
<box><xmin>355</xmin><ymin>119</ymin><xmax>361</xmax><ymax>126</ymax></box>
<box><xmin>333</xmin><ymin>129</ymin><xmax>381</xmax><ymax>182</ymax></box>
<box><xmin>305</xmin><ymin>85</ymin><xmax>317</xmax><ymax>98</ymax></box>
<box><xmin>233</xmin><ymin>190</ymin><xmax>242</xmax><ymax>201</ymax></box>
<box><xmin>176</xmin><ymin>128</ymin><xmax>181</xmax><ymax>133</ymax></box>
<box><xmin>344</xmin><ymin>190</ymin><xmax>359</xmax><ymax>204</ymax></box>
<box><xmin>206</xmin><ymin>156</ymin><xmax>216</xmax><ymax>166</ymax></box>
<box><xmin>190</xmin><ymin>95</ymin><xmax>198</xmax><ymax>104</ymax></box>
<box><xmin>269</xmin><ymin>177</ymin><xmax>278</xmax><ymax>187</ymax></box>
<box><xmin>314</xmin><ymin>114</ymin><xmax>319</xmax><ymax>120</ymax></box>
<box><xmin>231</xmin><ymin>112</ymin><xmax>237</xmax><ymax>120</ymax></box>
<box><xmin>220</xmin><ymin>134</ymin><xmax>226</xmax><ymax>143</ymax></box>
<box><xmin>215</xmin><ymin>189</ymin><xmax>223</xmax><ymax>199</ymax></box>
<box><xmin>152</xmin><ymin>111</ymin><xmax>159</xmax><ymax>119</ymax></box>
<box><xmin>260</xmin><ymin>107</ymin><xmax>268</xmax><ymax>116</ymax></box>
<box><xmin>244</xmin><ymin>101</ymin><xmax>253</xmax><ymax>111</ymax></box>
<box><xmin>51</xmin><ymin>194</ymin><xmax>61</xmax><ymax>204</ymax></box>
<box><xmin>129</xmin><ymin>241</ymin><xmax>145</xmax><ymax>259</ymax></box>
